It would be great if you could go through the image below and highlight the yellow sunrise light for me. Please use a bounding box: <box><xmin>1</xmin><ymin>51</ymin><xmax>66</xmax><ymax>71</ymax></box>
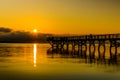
<box><xmin>33</xmin><ymin>29</ymin><xmax>37</xmax><ymax>33</ymax></box>
<box><xmin>33</xmin><ymin>44</ymin><xmax>37</xmax><ymax>67</ymax></box>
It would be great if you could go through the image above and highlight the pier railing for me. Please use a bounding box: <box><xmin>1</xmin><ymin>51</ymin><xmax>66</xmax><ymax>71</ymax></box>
<box><xmin>47</xmin><ymin>34</ymin><xmax>120</xmax><ymax>42</ymax></box>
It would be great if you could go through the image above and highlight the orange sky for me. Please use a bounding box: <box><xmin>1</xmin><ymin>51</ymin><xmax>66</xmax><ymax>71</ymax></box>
<box><xmin>0</xmin><ymin>0</ymin><xmax>120</xmax><ymax>34</ymax></box>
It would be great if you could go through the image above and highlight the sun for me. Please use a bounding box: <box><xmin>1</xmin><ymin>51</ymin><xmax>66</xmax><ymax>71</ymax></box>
<box><xmin>33</xmin><ymin>29</ymin><xmax>37</xmax><ymax>33</ymax></box>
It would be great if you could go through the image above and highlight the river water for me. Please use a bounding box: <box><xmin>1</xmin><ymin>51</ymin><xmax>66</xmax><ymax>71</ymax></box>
<box><xmin>0</xmin><ymin>43</ymin><xmax>120</xmax><ymax>80</ymax></box>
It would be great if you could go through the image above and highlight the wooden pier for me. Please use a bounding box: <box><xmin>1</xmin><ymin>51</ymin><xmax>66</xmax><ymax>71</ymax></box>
<box><xmin>47</xmin><ymin>34</ymin><xmax>120</xmax><ymax>59</ymax></box>
<box><xmin>47</xmin><ymin>48</ymin><xmax>119</xmax><ymax>65</ymax></box>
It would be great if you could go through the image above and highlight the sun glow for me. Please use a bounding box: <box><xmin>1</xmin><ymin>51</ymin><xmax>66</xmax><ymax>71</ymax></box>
<box><xmin>33</xmin><ymin>29</ymin><xmax>37</xmax><ymax>33</ymax></box>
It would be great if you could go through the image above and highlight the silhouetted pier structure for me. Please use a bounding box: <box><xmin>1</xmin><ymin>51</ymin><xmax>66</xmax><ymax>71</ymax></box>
<box><xmin>47</xmin><ymin>48</ymin><xmax>120</xmax><ymax>65</ymax></box>
<box><xmin>47</xmin><ymin>34</ymin><xmax>120</xmax><ymax>60</ymax></box>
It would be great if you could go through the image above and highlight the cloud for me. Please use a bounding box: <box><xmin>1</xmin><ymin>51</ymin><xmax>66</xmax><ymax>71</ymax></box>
<box><xmin>0</xmin><ymin>27</ymin><xmax>12</xmax><ymax>33</ymax></box>
<box><xmin>0</xmin><ymin>27</ymin><xmax>53</xmax><ymax>43</ymax></box>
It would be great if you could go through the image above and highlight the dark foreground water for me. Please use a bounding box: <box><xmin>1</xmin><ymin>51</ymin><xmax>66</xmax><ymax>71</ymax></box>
<box><xmin>0</xmin><ymin>43</ymin><xmax>120</xmax><ymax>80</ymax></box>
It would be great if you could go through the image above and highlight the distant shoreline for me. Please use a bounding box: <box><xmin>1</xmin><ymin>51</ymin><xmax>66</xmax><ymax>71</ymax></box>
<box><xmin>0</xmin><ymin>42</ymin><xmax>48</xmax><ymax>44</ymax></box>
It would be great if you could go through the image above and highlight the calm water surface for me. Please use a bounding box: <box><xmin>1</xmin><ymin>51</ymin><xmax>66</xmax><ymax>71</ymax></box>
<box><xmin>0</xmin><ymin>43</ymin><xmax>120</xmax><ymax>80</ymax></box>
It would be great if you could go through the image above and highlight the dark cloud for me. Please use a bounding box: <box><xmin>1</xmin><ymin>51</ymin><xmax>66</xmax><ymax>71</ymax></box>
<box><xmin>0</xmin><ymin>27</ymin><xmax>12</xmax><ymax>33</ymax></box>
<box><xmin>0</xmin><ymin>27</ymin><xmax>53</xmax><ymax>43</ymax></box>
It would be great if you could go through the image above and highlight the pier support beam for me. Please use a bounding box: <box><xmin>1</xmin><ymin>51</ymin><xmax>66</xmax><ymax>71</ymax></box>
<box><xmin>89</xmin><ymin>42</ymin><xmax>96</xmax><ymax>59</ymax></box>
<box><xmin>98</xmin><ymin>41</ymin><xmax>106</xmax><ymax>59</ymax></box>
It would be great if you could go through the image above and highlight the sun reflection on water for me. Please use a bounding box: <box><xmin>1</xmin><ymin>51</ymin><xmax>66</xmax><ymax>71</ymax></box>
<box><xmin>33</xmin><ymin>44</ymin><xmax>37</xmax><ymax>67</ymax></box>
